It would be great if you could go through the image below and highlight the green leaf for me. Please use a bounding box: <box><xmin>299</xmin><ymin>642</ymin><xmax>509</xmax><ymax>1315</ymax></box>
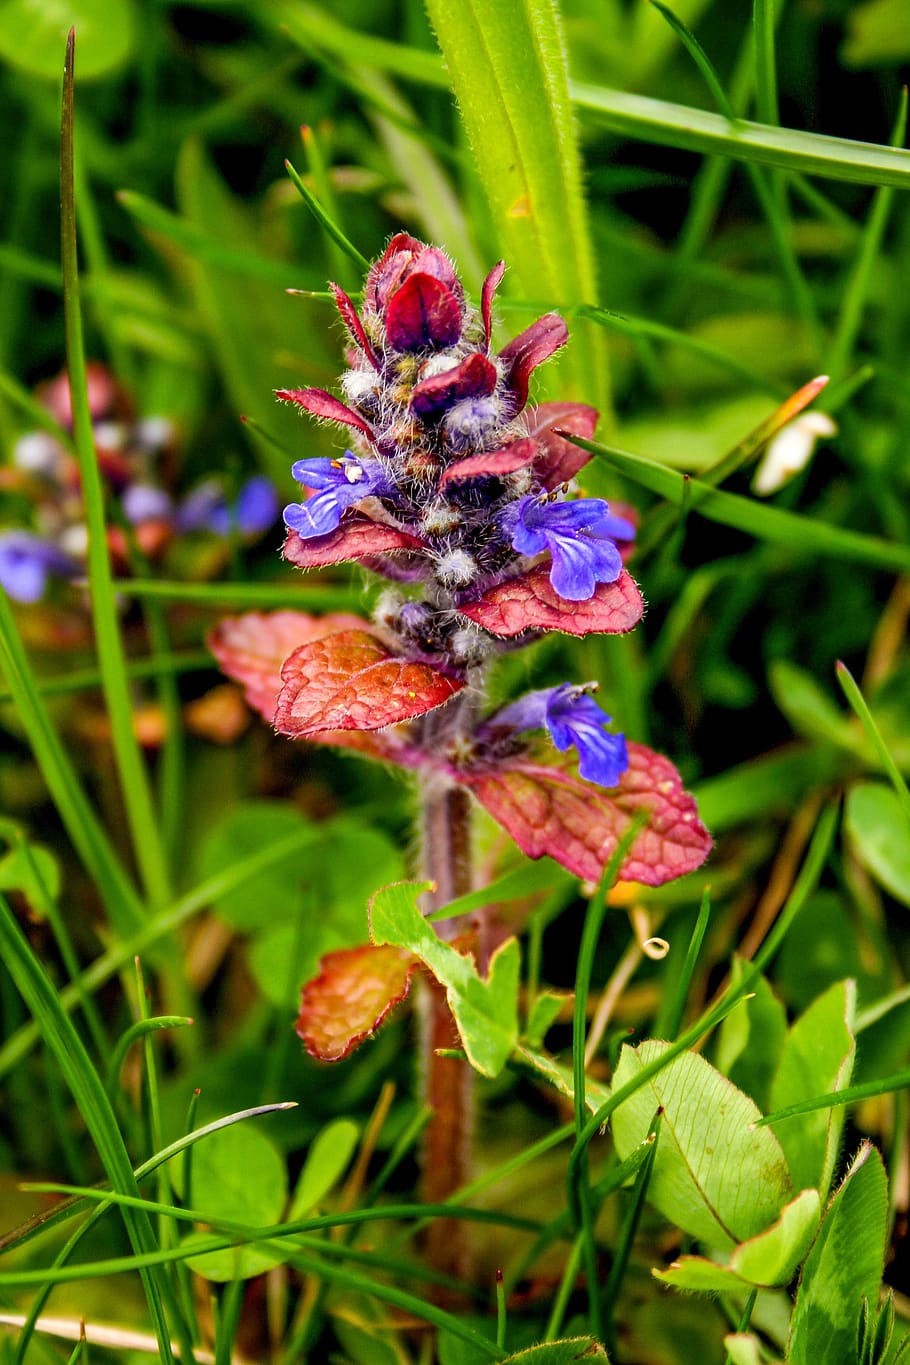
<box><xmin>524</xmin><ymin>992</ymin><xmax>567</xmax><ymax>1050</ymax></box>
<box><xmin>500</xmin><ymin>1341</ymin><xmax>609</xmax><ymax>1362</ymax></box>
<box><xmin>789</xmin><ymin>1143</ymin><xmax>888</xmax><ymax>1365</ymax></box>
<box><xmin>655</xmin><ymin>1188</ymin><xmax>820</xmax><ymax>1292</ymax></box>
<box><xmin>769</xmin><ymin>660</ymin><xmax>861</xmax><ymax>752</ymax></box>
<box><xmin>370</xmin><ymin>881</ymin><xmax>519</xmax><ymax>1078</ymax></box>
<box><xmin>0</xmin><ymin>0</ymin><xmax>135</xmax><ymax>80</ymax></box>
<box><xmin>182</xmin><ymin>1124</ymin><xmax>287</xmax><ymax>1281</ymax></box>
<box><xmin>288</xmin><ymin>1119</ymin><xmax>360</xmax><ymax>1218</ymax></box>
<box><xmin>610</xmin><ymin>1040</ymin><xmax>792</xmax><ymax>1248</ymax></box>
<box><xmin>424</xmin><ymin>0</ymin><xmax>609</xmax><ymax>412</ymax></box>
<box><xmin>0</xmin><ymin>841</ymin><xmax>61</xmax><ymax>911</ymax></box>
<box><xmin>197</xmin><ymin>801</ymin><xmax>315</xmax><ymax>932</ymax></box>
<box><xmin>846</xmin><ymin>783</ymin><xmax>910</xmax><ymax>907</ymax></box>
<box><xmin>770</xmin><ymin>981</ymin><xmax>857</xmax><ymax>1198</ymax></box>
<box><xmin>722</xmin><ymin>1335</ymin><xmax>764</xmax><ymax>1365</ymax></box>
<box><xmin>715</xmin><ymin>960</ymin><xmax>787</xmax><ymax>1114</ymax></box>
<box><xmin>513</xmin><ymin>1044</ymin><xmax>610</xmax><ymax>1113</ymax></box>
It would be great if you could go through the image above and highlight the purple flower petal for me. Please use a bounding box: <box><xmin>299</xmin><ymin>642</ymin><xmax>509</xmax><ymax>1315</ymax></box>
<box><xmin>283</xmin><ymin>454</ymin><xmax>389</xmax><ymax>540</ymax></box>
<box><xmin>122</xmin><ymin>484</ymin><xmax>175</xmax><ymax>526</ymax></box>
<box><xmin>499</xmin><ymin>495</ymin><xmax>625</xmax><ymax>601</ymax></box>
<box><xmin>490</xmin><ymin>682</ymin><xmax>628</xmax><ymax>788</ymax></box>
<box><xmin>0</xmin><ymin>531</ymin><xmax>77</xmax><ymax>603</ymax></box>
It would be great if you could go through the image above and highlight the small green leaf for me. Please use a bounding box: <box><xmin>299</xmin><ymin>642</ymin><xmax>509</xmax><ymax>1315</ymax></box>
<box><xmin>0</xmin><ymin>841</ymin><xmax>61</xmax><ymax>912</ymax></box>
<box><xmin>770</xmin><ymin>981</ymin><xmax>856</xmax><ymax>1198</ymax></box>
<box><xmin>715</xmin><ymin>960</ymin><xmax>787</xmax><ymax>1113</ymax></box>
<box><xmin>524</xmin><ymin>992</ymin><xmax>567</xmax><ymax>1049</ymax></box>
<box><xmin>182</xmin><ymin>1124</ymin><xmax>287</xmax><ymax>1281</ymax></box>
<box><xmin>198</xmin><ymin>801</ymin><xmax>314</xmax><ymax>931</ymax></box>
<box><xmin>655</xmin><ymin>1188</ymin><xmax>819</xmax><ymax>1292</ymax></box>
<box><xmin>789</xmin><ymin>1143</ymin><xmax>888</xmax><ymax>1365</ymax></box>
<box><xmin>500</xmin><ymin>1340</ymin><xmax>609</xmax><ymax>1362</ymax></box>
<box><xmin>514</xmin><ymin>1044</ymin><xmax>610</xmax><ymax>1112</ymax></box>
<box><xmin>610</xmin><ymin>1040</ymin><xmax>792</xmax><ymax>1248</ymax></box>
<box><xmin>288</xmin><ymin>1119</ymin><xmax>360</xmax><ymax>1217</ymax></box>
<box><xmin>370</xmin><ymin>881</ymin><xmax>519</xmax><ymax>1077</ymax></box>
<box><xmin>846</xmin><ymin>783</ymin><xmax>910</xmax><ymax>907</ymax></box>
<box><xmin>0</xmin><ymin>0</ymin><xmax>135</xmax><ymax>80</ymax></box>
<box><xmin>769</xmin><ymin>660</ymin><xmax>861</xmax><ymax>751</ymax></box>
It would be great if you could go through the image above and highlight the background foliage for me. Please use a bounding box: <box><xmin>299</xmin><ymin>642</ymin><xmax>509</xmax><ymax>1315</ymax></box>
<box><xmin>0</xmin><ymin>0</ymin><xmax>908</xmax><ymax>1361</ymax></box>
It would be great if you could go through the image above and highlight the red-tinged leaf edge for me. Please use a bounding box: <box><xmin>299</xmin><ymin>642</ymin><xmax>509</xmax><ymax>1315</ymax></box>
<box><xmin>439</xmin><ymin>436</ymin><xmax>539</xmax><ymax>488</ymax></box>
<box><xmin>207</xmin><ymin>609</ymin><xmax>367</xmax><ymax>722</ymax></box>
<box><xmin>498</xmin><ymin>314</ymin><xmax>568</xmax><ymax>413</ymax></box>
<box><xmin>274</xmin><ymin>628</ymin><xmax>465</xmax><ymax>735</ymax></box>
<box><xmin>481</xmin><ymin>260</ymin><xmax>506</xmax><ymax>350</ymax></box>
<box><xmin>282</xmin><ymin>518</ymin><xmax>427</xmax><ymax>569</ymax></box>
<box><xmin>276</xmin><ymin>387</ymin><xmax>376</xmax><ymax>442</ymax></box>
<box><xmin>462</xmin><ymin>741</ymin><xmax>712</xmax><ymax>887</ymax></box>
<box><xmin>458</xmin><ymin>566</ymin><xmax>644</xmax><ymax>638</ymax></box>
<box><xmin>297</xmin><ymin>943</ymin><xmax>418</xmax><ymax>1062</ymax></box>
<box><xmin>524</xmin><ymin>402</ymin><xmax>600</xmax><ymax>487</ymax></box>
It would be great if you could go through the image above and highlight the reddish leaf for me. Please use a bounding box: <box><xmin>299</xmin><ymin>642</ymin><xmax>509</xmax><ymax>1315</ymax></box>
<box><xmin>459</xmin><ymin>567</ymin><xmax>644</xmax><ymax>637</ymax></box>
<box><xmin>208</xmin><ymin>610</ymin><xmax>364</xmax><ymax>722</ymax></box>
<box><xmin>330</xmin><ymin>283</ymin><xmax>378</xmax><ymax>369</ymax></box>
<box><xmin>481</xmin><ymin>260</ymin><xmax>506</xmax><ymax>349</ymax></box>
<box><xmin>364</xmin><ymin>232</ymin><xmax>426</xmax><ymax>312</ymax></box>
<box><xmin>385</xmin><ymin>274</ymin><xmax>463</xmax><ymax>352</ymax></box>
<box><xmin>276</xmin><ymin>387</ymin><xmax>375</xmax><ymax>442</ymax></box>
<box><xmin>410</xmin><ymin>352</ymin><xmax>498</xmax><ymax>417</ymax></box>
<box><xmin>439</xmin><ymin>436</ymin><xmax>539</xmax><ymax>489</ymax></box>
<box><xmin>297</xmin><ymin>943</ymin><xmax>417</xmax><ymax>1061</ymax></box>
<box><xmin>275</xmin><ymin>628</ymin><xmax>465</xmax><ymax>736</ymax></box>
<box><xmin>498</xmin><ymin>314</ymin><xmax>568</xmax><ymax>412</ymax></box>
<box><xmin>282</xmin><ymin>518</ymin><xmax>426</xmax><ymax>569</ymax></box>
<box><xmin>524</xmin><ymin>402</ymin><xmax>599</xmax><ymax>487</ymax></box>
<box><xmin>464</xmin><ymin>742</ymin><xmax>712</xmax><ymax>887</ymax></box>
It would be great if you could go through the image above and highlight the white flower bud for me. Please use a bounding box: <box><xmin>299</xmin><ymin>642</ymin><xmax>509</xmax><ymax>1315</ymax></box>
<box><xmin>752</xmin><ymin>412</ymin><xmax>836</xmax><ymax>495</ymax></box>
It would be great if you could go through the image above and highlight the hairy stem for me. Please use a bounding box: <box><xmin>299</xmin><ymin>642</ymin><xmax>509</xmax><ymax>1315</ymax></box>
<box><xmin>418</xmin><ymin>775</ymin><xmax>475</xmax><ymax>1285</ymax></box>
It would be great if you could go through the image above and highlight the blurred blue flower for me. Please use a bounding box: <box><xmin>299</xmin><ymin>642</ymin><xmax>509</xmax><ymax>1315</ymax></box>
<box><xmin>178</xmin><ymin>476</ymin><xmax>279</xmax><ymax>537</ymax></box>
<box><xmin>492</xmin><ymin>682</ymin><xmax>628</xmax><ymax>787</ymax></box>
<box><xmin>0</xmin><ymin>531</ymin><xmax>77</xmax><ymax>603</ymax></box>
<box><xmin>122</xmin><ymin>484</ymin><xmax>174</xmax><ymax>525</ymax></box>
<box><xmin>498</xmin><ymin>495</ymin><xmax>632</xmax><ymax>601</ymax></box>
<box><xmin>284</xmin><ymin>454</ymin><xmax>389</xmax><ymax>539</ymax></box>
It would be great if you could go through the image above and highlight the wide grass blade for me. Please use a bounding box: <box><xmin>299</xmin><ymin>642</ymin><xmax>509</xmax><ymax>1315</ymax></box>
<box><xmin>425</xmin><ymin>0</ymin><xmax>610</xmax><ymax>416</ymax></box>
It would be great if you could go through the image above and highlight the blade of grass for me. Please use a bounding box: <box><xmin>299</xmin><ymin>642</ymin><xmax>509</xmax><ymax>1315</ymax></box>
<box><xmin>827</xmin><ymin>89</ymin><xmax>909</xmax><ymax>386</ymax></box>
<box><xmin>117</xmin><ymin>192</ymin><xmax>298</xmax><ymax>286</ymax></box>
<box><xmin>836</xmin><ymin>661</ymin><xmax>910</xmax><ymax>823</ymax></box>
<box><xmin>424</xmin><ymin>0</ymin><xmax>610</xmax><ymax>416</ymax></box>
<box><xmin>113</xmin><ymin>579</ymin><xmax>360</xmax><ymax>608</ymax></box>
<box><xmin>0</xmin><ymin>888</ymin><xmax>179</xmax><ymax>1364</ymax></box>
<box><xmin>576</xmin><ymin>434</ymin><xmax>910</xmax><ymax>573</ymax></box>
<box><xmin>0</xmin><ymin>650</ymin><xmax>211</xmax><ymax>706</ymax></box>
<box><xmin>756</xmin><ymin>1067</ymin><xmax>910</xmax><ymax>1126</ymax></box>
<box><xmin>601</xmin><ymin>1110</ymin><xmax>662</xmax><ymax>1349</ymax></box>
<box><xmin>61</xmin><ymin>33</ymin><xmax>170</xmax><ymax>910</ymax></box>
<box><xmin>0</xmin><ymin>590</ymin><xmax>144</xmax><ymax>937</ymax></box>
<box><xmin>283</xmin><ymin>160</ymin><xmax>370</xmax><ymax>272</ymax></box>
<box><xmin>655</xmin><ymin>886</ymin><xmax>713</xmax><ymax>1040</ymax></box>
<box><xmin>573</xmin><ymin>83</ymin><xmax>910</xmax><ymax>189</ymax></box>
<box><xmin>106</xmin><ymin>1015</ymin><xmax>193</xmax><ymax>1102</ymax></box>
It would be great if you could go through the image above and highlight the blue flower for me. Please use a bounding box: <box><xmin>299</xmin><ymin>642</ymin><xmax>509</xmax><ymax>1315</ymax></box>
<box><xmin>499</xmin><ymin>495</ymin><xmax>632</xmax><ymax>601</ymax></box>
<box><xmin>492</xmin><ymin>682</ymin><xmax>628</xmax><ymax>787</ymax></box>
<box><xmin>177</xmin><ymin>476</ymin><xmax>279</xmax><ymax>537</ymax></box>
<box><xmin>284</xmin><ymin>453</ymin><xmax>389</xmax><ymax>539</ymax></box>
<box><xmin>0</xmin><ymin>531</ymin><xmax>77</xmax><ymax>603</ymax></box>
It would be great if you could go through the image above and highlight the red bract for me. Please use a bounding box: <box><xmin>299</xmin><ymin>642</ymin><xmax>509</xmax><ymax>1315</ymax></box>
<box><xmin>275</xmin><ymin>628</ymin><xmax>465</xmax><ymax>736</ymax></box>
<box><xmin>330</xmin><ymin>282</ymin><xmax>379</xmax><ymax>369</ymax></box>
<box><xmin>498</xmin><ymin>314</ymin><xmax>568</xmax><ymax>413</ymax></box>
<box><xmin>276</xmin><ymin>387</ymin><xmax>376</xmax><ymax>442</ymax></box>
<box><xmin>524</xmin><ymin>402</ymin><xmax>599</xmax><ymax>487</ymax></box>
<box><xmin>282</xmin><ymin>519</ymin><xmax>427</xmax><ymax>569</ymax></box>
<box><xmin>297</xmin><ymin>943</ymin><xmax>418</xmax><ymax>1062</ymax></box>
<box><xmin>410</xmin><ymin>353</ymin><xmax>498</xmax><ymax>418</ymax></box>
<box><xmin>439</xmin><ymin>436</ymin><xmax>539</xmax><ymax>488</ymax></box>
<box><xmin>481</xmin><ymin>260</ymin><xmax>506</xmax><ymax>350</ymax></box>
<box><xmin>463</xmin><ymin>742</ymin><xmax>712</xmax><ymax>887</ymax></box>
<box><xmin>364</xmin><ymin>233</ymin><xmax>461</xmax><ymax>314</ymax></box>
<box><xmin>385</xmin><ymin>273</ymin><xmax>464</xmax><ymax>353</ymax></box>
<box><xmin>459</xmin><ymin>566</ymin><xmax>644</xmax><ymax>638</ymax></box>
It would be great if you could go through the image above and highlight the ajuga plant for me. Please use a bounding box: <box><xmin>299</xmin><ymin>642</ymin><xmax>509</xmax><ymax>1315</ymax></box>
<box><xmin>211</xmin><ymin>234</ymin><xmax>712</xmax><ymax>1273</ymax></box>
